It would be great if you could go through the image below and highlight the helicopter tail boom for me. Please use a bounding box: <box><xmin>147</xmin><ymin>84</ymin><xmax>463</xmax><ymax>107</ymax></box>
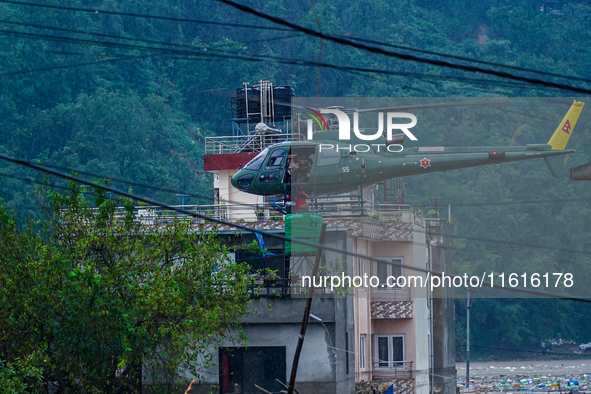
<box><xmin>547</xmin><ymin>101</ymin><xmax>585</xmax><ymax>150</ymax></box>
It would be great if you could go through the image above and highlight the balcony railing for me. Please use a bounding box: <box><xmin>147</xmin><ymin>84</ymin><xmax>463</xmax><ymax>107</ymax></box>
<box><xmin>426</xmin><ymin>217</ymin><xmax>445</xmax><ymax>245</ymax></box>
<box><xmin>372</xmin><ymin>360</ymin><xmax>414</xmax><ymax>380</ymax></box>
<box><xmin>89</xmin><ymin>201</ymin><xmax>423</xmax><ymax>226</ymax></box>
<box><xmin>204</xmin><ymin>132</ymin><xmax>305</xmax><ymax>154</ymax></box>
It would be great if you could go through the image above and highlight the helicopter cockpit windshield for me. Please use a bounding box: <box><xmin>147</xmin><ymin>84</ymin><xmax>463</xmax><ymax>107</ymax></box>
<box><xmin>243</xmin><ymin>148</ymin><xmax>270</xmax><ymax>171</ymax></box>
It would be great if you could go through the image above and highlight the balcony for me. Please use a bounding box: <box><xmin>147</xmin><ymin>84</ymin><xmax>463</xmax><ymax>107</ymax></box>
<box><xmin>89</xmin><ymin>201</ymin><xmax>422</xmax><ymax>229</ymax></box>
<box><xmin>372</xmin><ymin>360</ymin><xmax>414</xmax><ymax>380</ymax></box>
<box><xmin>370</xmin><ymin>301</ymin><xmax>413</xmax><ymax>319</ymax></box>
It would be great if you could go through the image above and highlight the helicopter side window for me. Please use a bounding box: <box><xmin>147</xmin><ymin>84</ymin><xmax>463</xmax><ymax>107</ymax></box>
<box><xmin>260</xmin><ymin>171</ymin><xmax>280</xmax><ymax>183</ymax></box>
<box><xmin>237</xmin><ymin>174</ymin><xmax>254</xmax><ymax>189</ymax></box>
<box><xmin>316</xmin><ymin>146</ymin><xmax>341</xmax><ymax>166</ymax></box>
<box><xmin>243</xmin><ymin>148</ymin><xmax>270</xmax><ymax>171</ymax></box>
<box><xmin>265</xmin><ymin>149</ymin><xmax>287</xmax><ymax>169</ymax></box>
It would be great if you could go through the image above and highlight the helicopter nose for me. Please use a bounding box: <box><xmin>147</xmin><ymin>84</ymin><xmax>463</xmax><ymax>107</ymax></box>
<box><xmin>231</xmin><ymin>172</ymin><xmax>239</xmax><ymax>189</ymax></box>
<box><xmin>231</xmin><ymin>171</ymin><xmax>254</xmax><ymax>191</ymax></box>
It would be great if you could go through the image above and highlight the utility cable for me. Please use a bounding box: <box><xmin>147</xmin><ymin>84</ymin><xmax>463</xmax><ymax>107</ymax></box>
<box><xmin>0</xmin><ymin>0</ymin><xmax>292</xmax><ymax>31</ymax></box>
<box><xmin>340</xmin><ymin>35</ymin><xmax>591</xmax><ymax>86</ymax></box>
<box><xmin>0</xmin><ymin>170</ymin><xmax>69</xmax><ymax>191</ymax></box>
<box><xmin>2</xmin><ymin>151</ymin><xmax>591</xmax><ymax>302</ymax></box>
<box><xmin>0</xmin><ymin>53</ymin><xmax>159</xmax><ymax>77</ymax></box>
<box><xmin>0</xmin><ymin>25</ymin><xmax>578</xmax><ymax>94</ymax></box>
<box><xmin>216</xmin><ymin>0</ymin><xmax>591</xmax><ymax>95</ymax></box>
<box><xmin>0</xmin><ymin>18</ymin><xmax>301</xmax><ymax>53</ymax></box>
<box><xmin>29</xmin><ymin>162</ymin><xmax>591</xmax><ymax>257</ymax></box>
<box><xmin>4</xmin><ymin>0</ymin><xmax>591</xmax><ymax>88</ymax></box>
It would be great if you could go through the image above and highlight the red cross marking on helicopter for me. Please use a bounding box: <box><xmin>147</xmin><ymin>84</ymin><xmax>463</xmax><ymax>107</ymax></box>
<box><xmin>420</xmin><ymin>157</ymin><xmax>431</xmax><ymax>169</ymax></box>
<box><xmin>562</xmin><ymin>119</ymin><xmax>571</xmax><ymax>134</ymax></box>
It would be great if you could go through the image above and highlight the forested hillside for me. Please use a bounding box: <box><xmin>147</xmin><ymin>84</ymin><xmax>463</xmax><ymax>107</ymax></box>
<box><xmin>1</xmin><ymin>0</ymin><xmax>591</xmax><ymax>359</ymax></box>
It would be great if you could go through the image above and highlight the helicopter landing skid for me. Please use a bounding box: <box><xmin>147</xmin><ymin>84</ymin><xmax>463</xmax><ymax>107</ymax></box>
<box><xmin>267</xmin><ymin>198</ymin><xmax>290</xmax><ymax>215</ymax></box>
<box><xmin>267</xmin><ymin>184</ymin><xmax>367</xmax><ymax>217</ymax></box>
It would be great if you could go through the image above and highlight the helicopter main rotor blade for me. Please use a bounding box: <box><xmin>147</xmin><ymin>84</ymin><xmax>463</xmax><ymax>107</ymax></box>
<box><xmin>238</xmin><ymin>97</ymin><xmax>507</xmax><ymax>117</ymax></box>
<box><xmin>353</xmin><ymin>98</ymin><xmax>507</xmax><ymax>114</ymax></box>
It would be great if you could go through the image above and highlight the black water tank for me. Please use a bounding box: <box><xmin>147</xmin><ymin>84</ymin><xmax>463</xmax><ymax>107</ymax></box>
<box><xmin>236</xmin><ymin>87</ymin><xmax>261</xmax><ymax>122</ymax></box>
<box><xmin>235</xmin><ymin>85</ymin><xmax>294</xmax><ymax>121</ymax></box>
<box><xmin>273</xmin><ymin>85</ymin><xmax>294</xmax><ymax>119</ymax></box>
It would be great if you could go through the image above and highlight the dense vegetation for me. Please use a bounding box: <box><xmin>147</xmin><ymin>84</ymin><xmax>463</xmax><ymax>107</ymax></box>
<box><xmin>0</xmin><ymin>0</ymin><xmax>591</xmax><ymax>365</ymax></box>
<box><xmin>0</xmin><ymin>184</ymin><xmax>250</xmax><ymax>392</ymax></box>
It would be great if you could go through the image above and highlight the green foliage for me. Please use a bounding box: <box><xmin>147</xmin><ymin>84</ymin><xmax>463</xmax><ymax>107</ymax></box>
<box><xmin>0</xmin><ymin>0</ymin><xmax>590</xmax><ymax>363</ymax></box>
<box><xmin>0</xmin><ymin>184</ymin><xmax>251</xmax><ymax>393</ymax></box>
<box><xmin>0</xmin><ymin>355</ymin><xmax>43</xmax><ymax>393</ymax></box>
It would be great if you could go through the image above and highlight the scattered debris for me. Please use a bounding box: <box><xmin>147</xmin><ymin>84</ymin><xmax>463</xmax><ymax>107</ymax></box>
<box><xmin>183</xmin><ymin>378</ymin><xmax>195</xmax><ymax>394</ymax></box>
<box><xmin>356</xmin><ymin>380</ymin><xmax>405</xmax><ymax>394</ymax></box>
<box><xmin>457</xmin><ymin>362</ymin><xmax>590</xmax><ymax>392</ymax></box>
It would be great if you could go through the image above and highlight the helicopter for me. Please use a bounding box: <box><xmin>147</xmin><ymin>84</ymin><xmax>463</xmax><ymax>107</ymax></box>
<box><xmin>230</xmin><ymin>100</ymin><xmax>584</xmax><ymax>201</ymax></box>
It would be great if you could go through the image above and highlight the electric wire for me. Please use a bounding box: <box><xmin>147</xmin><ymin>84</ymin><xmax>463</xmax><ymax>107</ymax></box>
<box><xmin>452</xmin><ymin>196</ymin><xmax>591</xmax><ymax>207</ymax></box>
<box><xmin>1</xmin><ymin>151</ymin><xmax>591</xmax><ymax>303</ymax></box>
<box><xmin>0</xmin><ymin>23</ymin><xmax>575</xmax><ymax>94</ymax></box>
<box><xmin>0</xmin><ymin>170</ymin><xmax>69</xmax><ymax>191</ymax></box>
<box><xmin>0</xmin><ymin>18</ymin><xmax>302</xmax><ymax>53</ymax></box>
<box><xmin>0</xmin><ymin>16</ymin><xmax>581</xmax><ymax>94</ymax></box>
<box><xmin>340</xmin><ymin>34</ymin><xmax>591</xmax><ymax>86</ymax></box>
<box><xmin>0</xmin><ymin>53</ymin><xmax>160</xmax><ymax>77</ymax></box>
<box><xmin>216</xmin><ymin>0</ymin><xmax>591</xmax><ymax>95</ymax></box>
<box><xmin>3</xmin><ymin>0</ymin><xmax>591</xmax><ymax>89</ymax></box>
<box><xmin>0</xmin><ymin>0</ymin><xmax>293</xmax><ymax>32</ymax></box>
<box><xmin>15</xmin><ymin>162</ymin><xmax>590</xmax><ymax>257</ymax></box>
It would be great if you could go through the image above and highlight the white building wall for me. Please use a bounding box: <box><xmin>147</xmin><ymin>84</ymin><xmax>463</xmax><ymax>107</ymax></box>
<box><xmin>413</xmin><ymin>225</ymin><xmax>430</xmax><ymax>394</ymax></box>
<box><xmin>215</xmin><ymin>169</ymin><xmax>266</xmax><ymax>221</ymax></box>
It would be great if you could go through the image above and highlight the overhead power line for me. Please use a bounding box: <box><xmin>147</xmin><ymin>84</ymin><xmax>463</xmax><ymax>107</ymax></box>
<box><xmin>445</xmin><ymin>233</ymin><xmax>591</xmax><ymax>257</ymax></box>
<box><xmin>0</xmin><ymin>19</ymin><xmax>573</xmax><ymax>93</ymax></box>
<box><xmin>1</xmin><ymin>152</ymin><xmax>591</xmax><ymax>303</ymax></box>
<box><xmin>4</xmin><ymin>0</ymin><xmax>591</xmax><ymax>88</ymax></box>
<box><xmin>0</xmin><ymin>26</ymin><xmax>571</xmax><ymax>94</ymax></box>
<box><xmin>216</xmin><ymin>0</ymin><xmax>591</xmax><ymax>95</ymax></box>
<box><xmin>0</xmin><ymin>1</ymin><xmax>589</xmax><ymax>94</ymax></box>
<box><xmin>0</xmin><ymin>53</ymin><xmax>158</xmax><ymax>77</ymax></box>
<box><xmin>0</xmin><ymin>171</ymin><xmax>69</xmax><ymax>191</ymax></box>
<box><xmin>453</xmin><ymin>196</ymin><xmax>591</xmax><ymax>207</ymax></box>
<box><xmin>0</xmin><ymin>0</ymin><xmax>292</xmax><ymax>31</ymax></box>
<box><xmin>5</xmin><ymin>161</ymin><xmax>586</xmax><ymax>257</ymax></box>
<box><xmin>0</xmin><ymin>18</ymin><xmax>301</xmax><ymax>52</ymax></box>
<box><xmin>341</xmin><ymin>35</ymin><xmax>591</xmax><ymax>86</ymax></box>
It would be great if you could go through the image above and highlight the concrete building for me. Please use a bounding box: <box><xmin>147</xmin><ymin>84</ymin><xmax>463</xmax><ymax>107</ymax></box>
<box><xmin>571</xmin><ymin>162</ymin><xmax>591</xmax><ymax>181</ymax></box>
<box><xmin>179</xmin><ymin>82</ymin><xmax>457</xmax><ymax>394</ymax></box>
<box><xmin>352</xmin><ymin>215</ymin><xmax>430</xmax><ymax>394</ymax></box>
<box><xmin>194</xmin><ymin>296</ymin><xmax>355</xmax><ymax>394</ymax></box>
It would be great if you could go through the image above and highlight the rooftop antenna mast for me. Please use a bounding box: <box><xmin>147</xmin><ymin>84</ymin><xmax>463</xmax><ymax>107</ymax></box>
<box><xmin>243</xmin><ymin>81</ymin><xmax>250</xmax><ymax>133</ymax></box>
<box><xmin>258</xmin><ymin>80</ymin><xmax>275</xmax><ymax>126</ymax></box>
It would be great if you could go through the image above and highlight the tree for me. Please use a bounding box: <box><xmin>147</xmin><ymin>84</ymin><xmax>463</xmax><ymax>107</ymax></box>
<box><xmin>0</xmin><ymin>182</ymin><xmax>251</xmax><ymax>393</ymax></box>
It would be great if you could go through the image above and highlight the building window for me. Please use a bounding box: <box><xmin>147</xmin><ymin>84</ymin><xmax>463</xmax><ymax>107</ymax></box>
<box><xmin>219</xmin><ymin>347</ymin><xmax>286</xmax><ymax>394</ymax></box>
<box><xmin>373</xmin><ymin>258</ymin><xmax>403</xmax><ymax>291</ymax></box>
<box><xmin>374</xmin><ymin>335</ymin><xmax>404</xmax><ymax>369</ymax></box>
<box><xmin>359</xmin><ymin>335</ymin><xmax>366</xmax><ymax>371</ymax></box>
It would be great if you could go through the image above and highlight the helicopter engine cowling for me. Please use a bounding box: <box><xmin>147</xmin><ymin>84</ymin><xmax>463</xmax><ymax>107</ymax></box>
<box><xmin>385</xmin><ymin>133</ymin><xmax>406</xmax><ymax>146</ymax></box>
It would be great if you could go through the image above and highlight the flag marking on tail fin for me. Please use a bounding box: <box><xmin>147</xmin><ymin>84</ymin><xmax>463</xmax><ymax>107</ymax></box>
<box><xmin>547</xmin><ymin>101</ymin><xmax>584</xmax><ymax>150</ymax></box>
<box><xmin>562</xmin><ymin>120</ymin><xmax>571</xmax><ymax>134</ymax></box>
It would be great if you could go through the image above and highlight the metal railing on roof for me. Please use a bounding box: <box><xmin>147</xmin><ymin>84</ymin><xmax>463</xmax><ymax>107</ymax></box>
<box><xmin>205</xmin><ymin>132</ymin><xmax>305</xmax><ymax>154</ymax></box>
<box><xmin>89</xmin><ymin>201</ymin><xmax>423</xmax><ymax>226</ymax></box>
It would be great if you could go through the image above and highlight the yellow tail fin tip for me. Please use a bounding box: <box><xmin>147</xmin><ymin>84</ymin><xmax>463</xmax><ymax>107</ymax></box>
<box><xmin>547</xmin><ymin>101</ymin><xmax>585</xmax><ymax>150</ymax></box>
